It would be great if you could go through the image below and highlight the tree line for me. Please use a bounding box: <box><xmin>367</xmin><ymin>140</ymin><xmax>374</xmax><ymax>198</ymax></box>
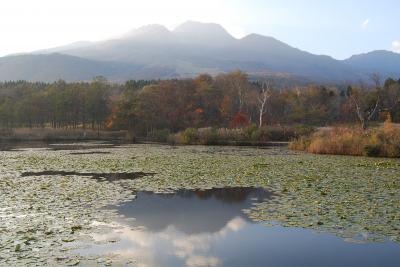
<box><xmin>0</xmin><ymin>72</ymin><xmax>399</xmax><ymax>135</ymax></box>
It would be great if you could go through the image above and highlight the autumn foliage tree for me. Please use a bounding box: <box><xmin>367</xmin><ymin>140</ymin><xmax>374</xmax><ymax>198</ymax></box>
<box><xmin>0</xmin><ymin>72</ymin><xmax>398</xmax><ymax>137</ymax></box>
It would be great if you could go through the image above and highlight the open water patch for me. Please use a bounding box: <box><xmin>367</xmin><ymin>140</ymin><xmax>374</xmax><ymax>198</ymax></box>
<box><xmin>74</xmin><ymin>187</ymin><xmax>400</xmax><ymax>267</ymax></box>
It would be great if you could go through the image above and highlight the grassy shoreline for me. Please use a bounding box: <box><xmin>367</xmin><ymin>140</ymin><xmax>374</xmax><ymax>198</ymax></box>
<box><xmin>290</xmin><ymin>123</ymin><xmax>400</xmax><ymax>158</ymax></box>
<box><xmin>0</xmin><ymin>128</ymin><xmax>130</xmax><ymax>142</ymax></box>
<box><xmin>3</xmin><ymin>124</ymin><xmax>400</xmax><ymax>160</ymax></box>
<box><xmin>164</xmin><ymin>125</ymin><xmax>314</xmax><ymax>145</ymax></box>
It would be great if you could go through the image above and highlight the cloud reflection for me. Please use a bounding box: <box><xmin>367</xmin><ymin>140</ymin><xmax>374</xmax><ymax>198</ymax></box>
<box><xmin>82</xmin><ymin>216</ymin><xmax>247</xmax><ymax>267</ymax></box>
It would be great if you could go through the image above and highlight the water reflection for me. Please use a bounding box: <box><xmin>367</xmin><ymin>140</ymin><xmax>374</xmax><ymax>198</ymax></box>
<box><xmin>0</xmin><ymin>141</ymin><xmax>50</xmax><ymax>151</ymax></box>
<box><xmin>116</xmin><ymin>187</ymin><xmax>271</xmax><ymax>234</ymax></box>
<box><xmin>0</xmin><ymin>141</ymin><xmax>123</xmax><ymax>151</ymax></box>
<box><xmin>21</xmin><ymin>170</ymin><xmax>154</xmax><ymax>182</ymax></box>
<box><xmin>76</xmin><ymin>187</ymin><xmax>400</xmax><ymax>267</ymax></box>
<box><xmin>48</xmin><ymin>142</ymin><xmax>118</xmax><ymax>151</ymax></box>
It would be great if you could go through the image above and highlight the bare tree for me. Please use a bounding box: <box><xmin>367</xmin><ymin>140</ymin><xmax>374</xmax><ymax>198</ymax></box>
<box><xmin>370</xmin><ymin>73</ymin><xmax>381</xmax><ymax>90</ymax></box>
<box><xmin>229</xmin><ymin>71</ymin><xmax>248</xmax><ymax>112</ymax></box>
<box><xmin>258</xmin><ymin>81</ymin><xmax>273</xmax><ymax>128</ymax></box>
<box><xmin>347</xmin><ymin>74</ymin><xmax>381</xmax><ymax>129</ymax></box>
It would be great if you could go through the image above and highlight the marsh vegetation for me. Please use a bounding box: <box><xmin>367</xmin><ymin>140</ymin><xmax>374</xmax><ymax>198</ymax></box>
<box><xmin>290</xmin><ymin>120</ymin><xmax>400</xmax><ymax>157</ymax></box>
<box><xmin>1</xmin><ymin>142</ymin><xmax>399</xmax><ymax>266</ymax></box>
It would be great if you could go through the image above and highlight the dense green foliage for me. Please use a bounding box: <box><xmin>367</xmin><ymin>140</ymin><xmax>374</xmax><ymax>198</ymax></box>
<box><xmin>1</xmin><ymin>72</ymin><xmax>399</xmax><ymax>138</ymax></box>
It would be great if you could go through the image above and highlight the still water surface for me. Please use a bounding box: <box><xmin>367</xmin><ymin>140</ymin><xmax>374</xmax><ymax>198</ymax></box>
<box><xmin>77</xmin><ymin>187</ymin><xmax>400</xmax><ymax>267</ymax></box>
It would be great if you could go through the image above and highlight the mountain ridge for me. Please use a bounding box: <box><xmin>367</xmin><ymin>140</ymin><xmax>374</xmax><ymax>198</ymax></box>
<box><xmin>0</xmin><ymin>21</ymin><xmax>399</xmax><ymax>83</ymax></box>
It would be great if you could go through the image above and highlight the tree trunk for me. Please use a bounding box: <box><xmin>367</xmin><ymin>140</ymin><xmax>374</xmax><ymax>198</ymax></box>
<box><xmin>361</xmin><ymin>120</ymin><xmax>367</xmax><ymax>130</ymax></box>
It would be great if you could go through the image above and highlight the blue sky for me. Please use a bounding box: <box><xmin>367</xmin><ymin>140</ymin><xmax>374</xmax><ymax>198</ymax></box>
<box><xmin>230</xmin><ymin>0</ymin><xmax>400</xmax><ymax>59</ymax></box>
<box><xmin>0</xmin><ymin>0</ymin><xmax>399</xmax><ymax>59</ymax></box>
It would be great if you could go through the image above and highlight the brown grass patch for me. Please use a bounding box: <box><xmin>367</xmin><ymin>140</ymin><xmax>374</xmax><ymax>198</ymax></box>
<box><xmin>290</xmin><ymin>122</ymin><xmax>400</xmax><ymax>158</ymax></box>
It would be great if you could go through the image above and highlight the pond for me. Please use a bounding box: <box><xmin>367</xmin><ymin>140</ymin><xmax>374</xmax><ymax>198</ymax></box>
<box><xmin>0</xmin><ymin>142</ymin><xmax>399</xmax><ymax>266</ymax></box>
<box><xmin>75</xmin><ymin>187</ymin><xmax>400</xmax><ymax>267</ymax></box>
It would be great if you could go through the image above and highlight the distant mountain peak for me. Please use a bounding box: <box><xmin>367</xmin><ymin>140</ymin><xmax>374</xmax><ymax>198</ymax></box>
<box><xmin>173</xmin><ymin>21</ymin><xmax>235</xmax><ymax>43</ymax></box>
<box><xmin>346</xmin><ymin>50</ymin><xmax>400</xmax><ymax>60</ymax></box>
<box><xmin>124</xmin><ymin>24</ymin><xmax>172</xmax><ymax>39</ymax></box>
<box><xmin>344</xmin><ymin>50</ymin><xmax>400</xmax><ymax>77</ymax></box>
<box><xmin>1</xmin><ymin>21</ymin><xmax>399</xmax><ymax>82</ymax></box>
<box><xmin>175</xmin><ymin>21</ymin><xmax>228</xmax><ymax>32</ymax></box>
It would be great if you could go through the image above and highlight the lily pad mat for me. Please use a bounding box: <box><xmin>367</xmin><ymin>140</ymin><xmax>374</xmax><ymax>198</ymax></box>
<box><xmin>1</xmin><ymin>144</ymin><xmax>399</xmax><ymax>265</ymax></box>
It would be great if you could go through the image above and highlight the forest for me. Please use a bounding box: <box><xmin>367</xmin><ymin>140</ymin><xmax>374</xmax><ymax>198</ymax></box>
<box><xmin>0</xmin><ymin>71</ymin><xmax>399</xmax><ymax>139</ymax></box>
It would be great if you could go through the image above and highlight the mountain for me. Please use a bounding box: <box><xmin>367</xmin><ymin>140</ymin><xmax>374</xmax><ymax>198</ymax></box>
<box><xmin>0</xmin><ymin>21</ymin><xmax>399</xmax><ymax>83</ymax></box>
<box><xmin>173</xmin><ymin>21</ymin><xmax>236</xmax><ymax>45</ymax></box>
<box><xmin>123</xmin><ymin>24</ymin><xmax>176</xmax><ymax>42</ymax></box>
<box><xmin>32</xmin><ymin>41</ymin><xmax>94</xmax><ymax>55</ymax></box>
<box><xmin>344</xmin><ymin>50</ymin><xmax>400</xmax><ymax>79</ymax></box>
<box><xmin>0</xmin><ymin>54</ymin><xmax>177</xmax><ymax>82</ymax></box>
<box><xmin>57</xmin><ymin>22</ymin><xmax>359</xmax><ymax>81</ymax></box>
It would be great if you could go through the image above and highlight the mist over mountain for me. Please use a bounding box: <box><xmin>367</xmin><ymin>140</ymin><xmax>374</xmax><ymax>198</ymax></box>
<box><xmin>1</xmin><ymin>21</ymin><xmax>399</xmax><ymax>83</ymax></box>
<box><xmin>174</xmin><ymin>21</ymin><xmax>236</xmax><ymax>45</ymax></box>
<box><xmin>0</xmin><ymin>54</ymin><xmax>178</xmax><ymax>82</ymax></box>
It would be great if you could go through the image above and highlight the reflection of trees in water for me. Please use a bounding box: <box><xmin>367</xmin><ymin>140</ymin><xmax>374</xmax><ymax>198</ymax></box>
<box><xmin>175</xmin><ymin>187</ymin><xmax>271</xmax><ymax>204</ymax></box>
<box><xmin>21</xmin><ymin>170</ymin><xmax>154</xmax><ymax>182</ymax></box>
<box><xmin>0</xmin><ymin>141</ymin><xmax>120</xmax><ymax>151</ymax></box>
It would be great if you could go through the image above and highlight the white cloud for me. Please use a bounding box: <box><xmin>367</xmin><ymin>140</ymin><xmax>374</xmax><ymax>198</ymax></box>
<box><xmin>392</xmin><ymin>40</ymin><xmax>400</xmax><ymax>53</ymax></box>
<box><xmin>362</xmin><ymin>18</ymin><xmax>370</xmax><ymax>28</ymax></box>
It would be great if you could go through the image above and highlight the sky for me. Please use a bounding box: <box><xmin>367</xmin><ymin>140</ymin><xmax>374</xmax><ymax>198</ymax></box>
<box><xmin>0</xmin><ymin>0</ymin><xmax>399</xmax><ymax>59</ymax></box>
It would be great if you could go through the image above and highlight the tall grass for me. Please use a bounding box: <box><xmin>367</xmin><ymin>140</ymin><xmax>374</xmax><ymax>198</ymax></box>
<box><xmin>168</xmin><ymin>125</ymin><xmax>315</xmax><ymax>145</ymax></box>
<box><xmin>0</xmin><ymin>128</ymin><xmax>129</xmax><ymax>141</ymax></box>
<box><xmin>289</xmin><ymin>121</ymin><xmax>400</xmax><ymax>158</ymax></box>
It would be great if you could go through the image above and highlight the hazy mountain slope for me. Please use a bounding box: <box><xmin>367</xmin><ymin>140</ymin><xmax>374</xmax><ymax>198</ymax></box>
<box><xmin>344</xmin><ymin>50</ymin><xmax>400</xmax><ymax>78</ymax></box>
<box><xmin>0</xmin><ymin>21</ymin><xmax>399</xmax><ymax>82</ymax></box>
<box><xmin>0</xmin><ymin>54</ymin><xmax>177</xmax><ymax>82</ymax></box>
<box><xmin>173</xmin><ymin>21</ymin><xmax>236</xmax><ymax>45</ymax></box>
<box><xmin>32</xmin><ymin>41</ymin><xmax>94</xmax><ymax>55</ymax></box>
<box><xmin>43</xmin><ymin>22</ymin><xmax>364</xmax><ymax>81</ymax></box>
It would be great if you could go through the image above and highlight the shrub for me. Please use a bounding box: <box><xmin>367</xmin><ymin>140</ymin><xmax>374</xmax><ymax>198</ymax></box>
<box><xmin>182</xmin><ymin>128</ymin><xmax>198</xmax><ymax>145</ymax></box>
<box><xmin>147</xmin><ymin>128</ymin><xmax>170</xmax><ymax>142</ymax></box>
<box><xmin>197</xmin><ymin>128</ymin><xmax>220</xmax><ymax>145</ymax></box>
<box><xmin>244</xmin><ymin>124</ymin><xmax>259</xmax><ymax>140</ymax></box>
<box><xmin>264</xmin><ymin>127</ymin><xmax>288</xmax><ymax>141</ymax></box>
<box><xmin>169</xmin><ymin>125</ymin><xmax>315</xmax><ymax>145</ymax></box>
<box><xmin>288</xmin><ymin>136</ymin><xmax>311</xmax><ymax>151</ymax></box>
<box><xmin>293</xmin><ymin>124</ymin><xmax>315</xmax><ymax>137</ymax></box>
<box><xmin>290</xmin><ymin>125</ymin><xmax>400</xmax><ymax>158</ymax></box>
<box><xmin>363</xmin><ymin>145</ymin><xmax>381</xmax><ymax>157</ymax></box>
